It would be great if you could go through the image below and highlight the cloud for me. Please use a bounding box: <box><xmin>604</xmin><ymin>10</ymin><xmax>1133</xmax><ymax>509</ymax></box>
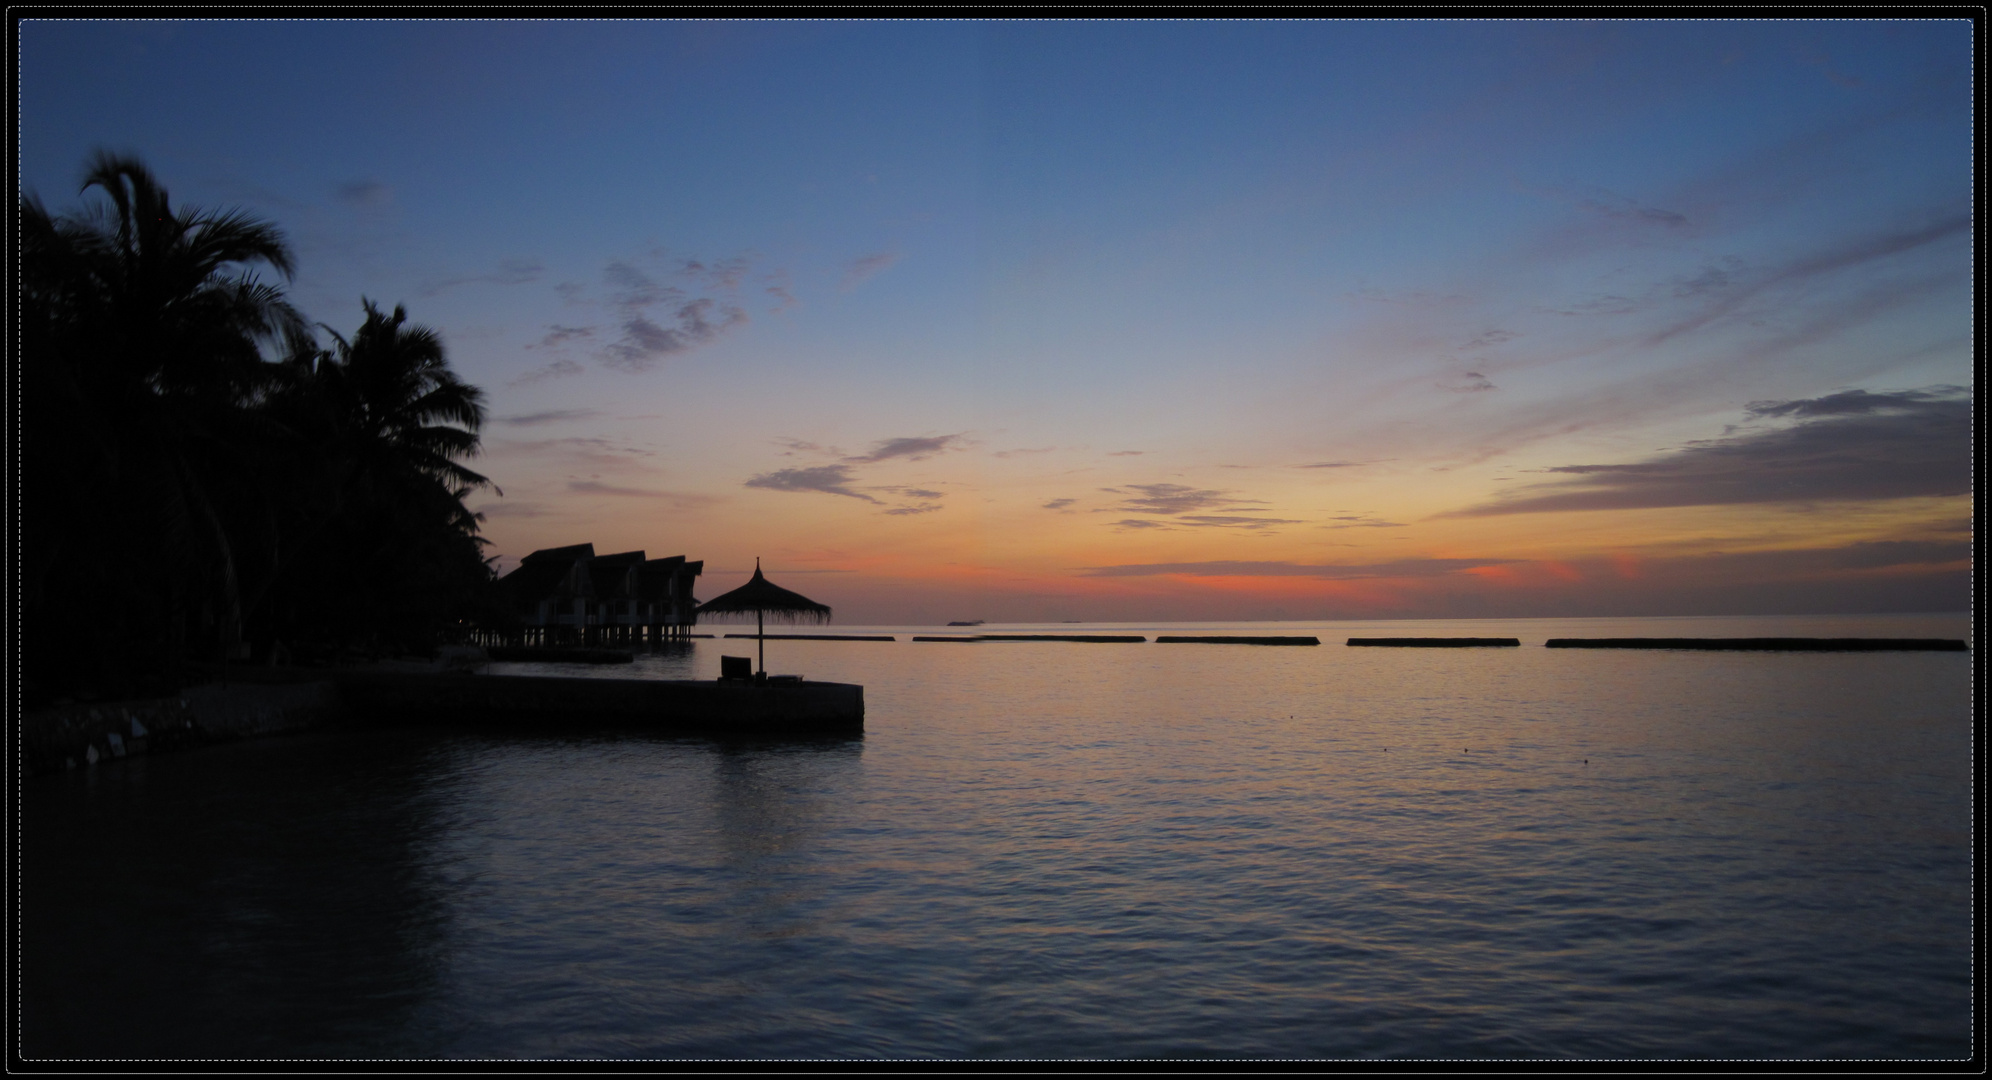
<box><xmin>902</xmin><ymin>488</ymin><xmax>944</xmax><ymax>500</ymax></box>
<box><xmin>1460</xmin><ymin>329</ymin><xmax>1519</xmax><ymax>349</ymax></box>
<box><xmin>335</xmin><ymin>180</ymin><xmax>392</xmax><ymax>207</ymax></box>
<box><xmin>682</xmin><ymin>255</ymin><xmax>750</xmax><ymax>290</ymax></box>
<box><xmin>499</xmin><ymin>409</ymin><xmax>603</xmax><ymax>427</ymax></box>
<box><xmin>604</xmin><ymin>299</ymin><xmax>749</xmax><ymax>372</ymax></box>
<box><xmin>846</xmin><ymin>434</ymin><xmax>965</xmax><ymax>464</ymax></box>
<box><xmin>1295</xmin><ymin>461</ymin><xmax>1374</xmax><ymax>469</ymax></box>
<box><xmin>841</xmin><ymin>251</ymin><xmax>901</xmax><ymax>290</ymax></box>
<box><xmin>1825</xmin><ymin>539</ymin><xmax>1970</xmax><ymax>570</ymax></box>
<box><xmin>1109</xmin><ymin>519</ymin><xmax>1172</xmax><ymax>531</ymax></box>
<box><xmin>418</xmin><ymin>258</ymin><xmax>544</xmax><ymax>297</ymax></box>
<box><xmin>1176</xmin><ymin>515</ymin><xmax>1308</xmax><ymax>530</ymax></box>
<box><xmin>883</xmin><ymin>505</ymin><xmax>941</xmax><ymax>516</ymax></box>
<box><xmin>1444</xmin><ymin>386</ymin><xmax>1971</xmax><ymax>517</ymax></box>
<box><xmin>1113</xmin><ymin>483</ymin><xmax>1255</xmax><ymax>515</ymax></box>
<box><xmin>762</xmin><ymin>269</ymin><xmax>798</xmax><ymax>313</ymax></box>
<box><xmin>567</xmin><ymin>481</ymin><xmax>723</xmax><ymax>509</ymax></box>
<box><xmin>604</xmin><ymin>261</ymin><xmax>680</xmax><ymax>307</ymax></box>
<box><xmin>745</xmin><ymin>465</ymin><xmax>880</xmax><ymax>503</ymax></box>
<box><xmin>530</xmin><ymin>325</ymin><xmax>594</xmax><ymax>349</ymax></box>
<box><xmin>994</xmin><ymin>446</ymin><xmax>1057</xmax><ymax>458</ymax></box>
<box><xmin>1107</xmin><ymin>450</ymin><xmax>1146</xmax><ymax>457</ymax></box>
<box><xmin>1325</xmin><ymin>514</ymin><xmax>1407</xmax><ymax>529</ymax></box>
<box><xmin>1644</xmin><ymin>214</ymin><xmax>1970</xmax><ymax>346</ymax></box>
<box><xmin>1443</xmin><ymin>371</ymin><xmax>1497</xmax><ymax>393</ymax></box>
<box><xmin>568</xmin><ymin>480</ymin><xmax>669</xmax><ymax>497</ymax></box>
<box><xmin>1081</xmin><ymin>558</ymin><xmax>1520</xmax><ymax>579</ymax></box>
<box><xmin>1042</xmin><ymin>498</ymin><xmax>1076</xmax><ymax>511</ymax></box>
<box><xmin>1577</xmin><ymin>193</ymin><xmax>1689</xmax><ymax>229</ymax></box>
<box><xmin>470</xmin><ymin>501</ymin><xmax>547</xmax><ymax>519</ymax></box>
<box><xmin>506</xmin><ymin>359</ymin><xmax>585</xmax><ymax>388</ymax></box>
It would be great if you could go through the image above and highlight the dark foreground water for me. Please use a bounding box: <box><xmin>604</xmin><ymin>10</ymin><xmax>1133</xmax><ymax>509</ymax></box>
<box><xmin>21</xmin><ymin>615</ymin><xmax>1973</xmax><ymax>1060</ymax></box>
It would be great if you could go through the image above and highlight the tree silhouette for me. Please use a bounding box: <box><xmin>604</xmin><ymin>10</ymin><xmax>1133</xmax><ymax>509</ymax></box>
<box><xmin>23</xmin><ymin>154</ymin><xmax>503</xmax><ymax>703</ymax></box>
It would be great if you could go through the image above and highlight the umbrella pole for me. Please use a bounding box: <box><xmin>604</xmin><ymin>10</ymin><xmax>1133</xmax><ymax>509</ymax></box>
<box><xmin>758</xmin><ymin>608</ymin><xmax>765</xmax><ymax>677</ymax></box>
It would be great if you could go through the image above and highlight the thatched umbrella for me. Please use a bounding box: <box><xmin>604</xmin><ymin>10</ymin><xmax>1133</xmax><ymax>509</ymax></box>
<box><xmin>695</xmin><ymin>559</ymin><xmax>831</xmax><ymax>676</ymax></box>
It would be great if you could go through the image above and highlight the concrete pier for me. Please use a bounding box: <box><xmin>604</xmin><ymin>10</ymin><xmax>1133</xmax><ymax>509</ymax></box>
<box><xmin>338</xmin><ymin>671</ymin><xmax>864</xmax><ymax>734</ymax></box>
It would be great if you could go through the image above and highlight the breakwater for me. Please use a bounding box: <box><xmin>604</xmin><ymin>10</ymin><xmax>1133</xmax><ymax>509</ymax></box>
<box><xmin>912</xmin><ymin>634</ymin><xmax>1149</xmax><ymax>643</ymax></box>
<box><xmin>1544</xmin><ymin>637</ymin><xmax>1968</xmax><ymax>651</ymax></box>
<box><xmin>1156</xmin><ymin>636</ymin><xmax>1320</xmax><ymax>645</ymax></box>
<box><xmin>723</xmin><ymin>633</ymin><xmax>898</xmax><ymax>641</ymax></box>
<box><xmin>1348</xmin><ymin>638</ymin><xmax>1522</xmax><ymax>647</ymax></box>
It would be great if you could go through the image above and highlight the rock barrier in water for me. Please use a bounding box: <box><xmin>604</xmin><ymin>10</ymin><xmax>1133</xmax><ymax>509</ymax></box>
<box><xmin>1155</xmin><ymin>636</ymin><xmax>1320</xmax><ymax>645</ymax></box>
<box><xmin>976</xmin><ymin>634</ymin><xmax>1148</xmax><ymax>643</ymax></box>
<box><xmin>1544</xmin><ymin>637</ymin><xmax>1968</xmax><ymax>651</ymax></box>
<box><xmin>1347</xmin><ymin>638</ymin><xmax>1521</xmax><ymax>647</ymax></box>
<box><xmin>722</xmin><ymin>633</ymin><xmax>897</xmax><ymax>641</ymax></box>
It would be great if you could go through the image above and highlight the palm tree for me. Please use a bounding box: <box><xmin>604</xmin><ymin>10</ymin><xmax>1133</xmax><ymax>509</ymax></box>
<box><xmin>256</xmin><ymin>301</ymin><xmax>501</xmax><ymax>654</ymax></box>
<box><xmin>22</xmin><ymin>153</ymin><xmax>305</xmax><ymax>696</ymax></box>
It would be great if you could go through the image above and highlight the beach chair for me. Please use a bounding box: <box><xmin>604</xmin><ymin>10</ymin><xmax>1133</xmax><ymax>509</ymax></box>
<box><xmin>720</xmin><ymin>655</ymin><xmax>753</xmax><ymax>681</ymax></box>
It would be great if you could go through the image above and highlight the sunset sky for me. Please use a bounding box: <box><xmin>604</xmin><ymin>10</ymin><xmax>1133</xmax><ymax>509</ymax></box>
<box><xmin>21</xmin><ymin>20</ymin><xmax>1973</xmax><ymax>622</ymax></box>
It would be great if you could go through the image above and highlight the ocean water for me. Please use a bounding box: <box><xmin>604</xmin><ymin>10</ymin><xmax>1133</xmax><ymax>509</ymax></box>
<box><xmin>20</xmin><ymin>614</ymin><xmax>1974</xmax><ymax>1060</ymax></box>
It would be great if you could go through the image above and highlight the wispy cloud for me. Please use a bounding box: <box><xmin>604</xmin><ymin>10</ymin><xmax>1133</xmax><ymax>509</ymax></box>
<box><xmin>1042</xmin><ymin>498</ymin><xmax>1076</xmax><ymax>511</ymax></box>
<box><xmin>568</xmin><ymin>480</ymin><xmax>670</xmax><ymax>497</ymax></box>
<box><xmin>1324</xmin><ymin>514</ymin><xmax>1407</xmax><ymax>529</ymax></box>
<box><xmin>1081</xmin><ymin>558</ymin><xmax>1519</xmax><ymax>578</ymax></box>
<box><xmin>499</xmin><ymin>408</ymin><xmax>603</xmax><ymax>427</ymax></box>
<box><xmin>762</xmin><ymin>269</ymin><xmax>798</xmax><ymax>313</ymax></box>
<box><xmin>846</xmin><ymin>434</ymin><xmax>965</xmax><ymax>464</ymax></box>
<box><xmin>335</xmin><ymin>179</ymin><xmax>391</xmax><ymax>207</ymax></box>
<box><xmin>529</xmin><ymin>325</ymin><xmax>594</xmax><ymax>349</ymax></box>
<box><xmin>590</xmin><ymin>259</ymin><xmax>753</xmax><ymax>372</ymax></box>
<box><xmin>470</xmin><ymin>501</ymin><xmax>547</xmax><ymax>519</ymax></box>
<box><xmin>506</xmin><ymin>359</ymin><xmax>585</xmax><ymax>388</ymax></box>
<box><xmin>1643</xmin><ymin>214</ymin><xmax>1970</xmax><ymax>347</ymax></box>
<box><xmin>419</xmin><ymin>258</ymin><xmax>544</xmax><ymax>297</ymax></box>
<box><xmin>841</xmin><ymin>250</ymin><xmax>901</xmax><ymax>290</ymax></box>
<box><xmin>567</xmin><ymin>481</ymin><xmax>723</xmax><ymax>510</ymax></box>
<box><xmin>1112</xmin><ymin>483</ymin><xmax>1257</xmax><ymax>516</ymax></box>
<box><xmin>1176</xmin><ymin>515</ymin><xmax>1307</xmax><ymax>530</ymax></box>
<box><xmin>605</xmin><ymin>299</ymin><xmax>749</xmax><ymax>372</ymax></box>
<box><xmin>745</xmin><ymin>464</ymin><xmax>881</xmax><ymax>503</ymax></box>
<box><xmin>1444</xmin><ymin>386</ymin><xmax>1971</xmax><ymax>517</ymax></box>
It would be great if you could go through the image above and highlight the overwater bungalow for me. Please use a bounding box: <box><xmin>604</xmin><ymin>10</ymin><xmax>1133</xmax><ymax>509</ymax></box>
<box><xmin>485</xmin><ymin>543</ymin><xmax>703</xmax><ymax>646</ymax></box>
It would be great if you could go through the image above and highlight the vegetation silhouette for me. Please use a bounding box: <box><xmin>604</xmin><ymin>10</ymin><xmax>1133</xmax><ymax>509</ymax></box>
<box><xmin>23</xmin><ymin>153</ymin><xmax>501</xmax><ymax>704</ymax></box>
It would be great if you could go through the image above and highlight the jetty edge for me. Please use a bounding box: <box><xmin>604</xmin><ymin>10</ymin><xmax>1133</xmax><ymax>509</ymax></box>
<box><xmin>1544</xmin><ymin>637</ymin><xmax>1967</xmax><ymax>652</ymax></box>
<box><xmin>1155</xmin><ymin>635</ymin><xmax>1320</xmax><ymax>646</ymax></box>
<box><xmin>485</xmin><ymin>646</ymin><xmax>635</xmax><ymax>664</ymax></box>
<box><xmin>338</xmin><ymin>670</ymin><xmax>863</xmax><ymax>733</ymax></box>
<box><xmin>1347</xmin><ymin>638</ymin><xmax>1521</xmax><ymax>647</ymax></box>
<box><xmin>23</xmin><ymin>665</ymin><xmax>863</xmax><ymax>774</ymax></box>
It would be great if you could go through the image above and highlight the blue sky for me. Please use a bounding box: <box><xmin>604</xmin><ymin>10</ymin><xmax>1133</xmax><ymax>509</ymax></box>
<box><xmin>20</xmin><ymin>19</ymin><xmax>1973</xmax><ymax>621</ymax></box>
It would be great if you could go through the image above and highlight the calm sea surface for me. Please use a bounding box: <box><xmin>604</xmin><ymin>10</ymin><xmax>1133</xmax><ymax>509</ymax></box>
<box><xmin>21</xmin><ymin>614</ymin><xmax>1974</xmax><ymax>1060</ymax></box>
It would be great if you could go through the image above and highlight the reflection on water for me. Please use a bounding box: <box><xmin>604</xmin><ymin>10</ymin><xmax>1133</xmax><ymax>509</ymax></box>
<box><xmin>20</xmin><ymin>615</ymin><xmax>1973</xmax><ymax>1059</ymax></box>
